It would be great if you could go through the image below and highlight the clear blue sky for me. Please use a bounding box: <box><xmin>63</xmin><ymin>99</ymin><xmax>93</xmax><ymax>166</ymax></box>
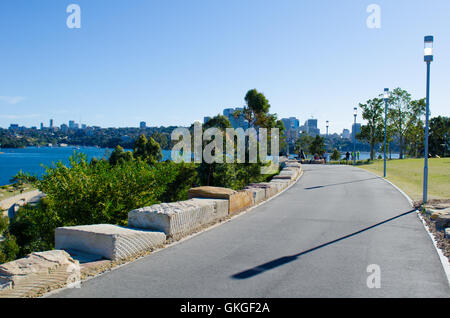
<box><xmin>0</xmin><ymin>0</ymin><xmax>449</xmax><ymax>134</ymax></box>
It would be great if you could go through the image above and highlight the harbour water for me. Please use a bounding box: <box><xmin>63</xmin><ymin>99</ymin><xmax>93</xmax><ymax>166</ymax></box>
<box><xmin>0</xmin><ymin>147</ymin><xmax>398</xmax><ymax>186</ymax></box>
<box><xmin>0</xmin><ymin>147</ymin><xmax>172</xmax><ymax>186</ymax></box>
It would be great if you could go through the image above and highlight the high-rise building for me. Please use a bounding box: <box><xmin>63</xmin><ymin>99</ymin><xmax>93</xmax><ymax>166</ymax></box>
<box><xmin>69</xmin><ymin>120</ymin><xmax>76</xmax><ymax>129</ymax></box>
<box><xmin>352</xmin><ymin>123</ymin><xmax>361</xmax><ymax>141</ymax></box>
<box><xmin>40</xmin><ymin>123</ymin><xmax>44</xmax><ymax>130</ymax></box>
<box><xmin>281</xmin><ymin>117</ymin><xmax>300</xmax><ymax>130</ymax></box>
<box><xmin>140</xmin><ymin>121</ymin><xmax>146</xmax><ymax>129</ymax></box>
<box><xmin>49</xmin><ymin>119</ymin><xmax>54</xmax><ymax>128</ymax></box>
<box><xmin>223</xmin><ymin>107</ymin><xmax>248</xmax><ymax>129</ymax></box>
<box><xmin>304</xmin><ymin>119</ymin><xmax>320</xmax><ymax>136</ymax></box>
<box><xmin>342</xmin><ymin>128</ymin><xmax>350</xmax><ymax>139</ymax></box>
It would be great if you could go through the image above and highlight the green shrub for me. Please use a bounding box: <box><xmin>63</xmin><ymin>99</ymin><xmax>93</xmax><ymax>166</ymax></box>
<box><xmin>8</xmin><ymin>202</ymin><xmax>57</xmax><ymax>258</ymax></box>
<box><xmin>0</xmin><ymin>234</ymin><xmax>19</xmax><ymax>264</ymax></box>
<box><xmin>331</xmin><ymin>149</ymin><xmax>341</xmax><ymax>161</ymax></box>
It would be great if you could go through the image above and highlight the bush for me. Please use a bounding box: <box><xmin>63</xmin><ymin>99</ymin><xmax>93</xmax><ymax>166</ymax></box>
<box><xmin>0</xmin><ymin>215</ymin><xmax>8</xmax><ymax>234</ymax></box>
<box><xmin>15</xmin><ymin>153</ymin><xmax>176</xmax><ymax>227</ymax></box>
<box><xmin>8</xmin><ymin>202</ymin><xmax>57</xmax><ymax>258</ymax></box>
<box><xmin>159</xmin><ymin>161</ymin><xmax>198</xmax><ymax>202</ymax></box>
<box><xmin>0</xmin><ymin>234</ymin><xmax>19</xmax><ymax>264</ymax></box>
<box><xmin>331</xmin><ymin>149</ymin><xmax>341</xmax><ymax>161</ymax></box>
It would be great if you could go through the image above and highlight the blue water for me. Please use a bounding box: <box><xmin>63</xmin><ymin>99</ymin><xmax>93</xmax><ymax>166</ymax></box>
<box><xmin>0</xmin><ymin>147</ymin><xmax>172</xmax><ymax>186</ymax></box>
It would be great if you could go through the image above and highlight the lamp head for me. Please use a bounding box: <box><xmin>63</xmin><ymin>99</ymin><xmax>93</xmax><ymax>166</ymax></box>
<box><xmin>384</xmin><ymin>88</ymin><xmax>390</xmax><ymax>100</ymax></box>
<box><xmin>424</xmin><ymin>35</ymin><xmax>434</xmax><ymax>62</ymax></box>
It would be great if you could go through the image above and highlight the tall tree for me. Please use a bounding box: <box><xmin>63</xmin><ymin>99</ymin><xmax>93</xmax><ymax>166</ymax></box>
<box><xmin>309</xmin><ymin>135</ymin><xmax>326</xmax><ymax>156</ymax></box>
<box><xmin>388</xmin><ymin>88</ymin><xmax>425</xmax><ymax>159</ymax></box>
<box><xmin>429</xmin><ymin>116</ymin><xmax>450</xmax><ymax>157</ymax></box>
<box><xmin>133</xmin><ymin>134</ymin><xmax>163</xmax><ymax>164</ymax></box>
<box><xmin>242</xmin><ymin>89</ymin><xmax>271</xmax><ymax>128</ymax></box>
<box><xmin>357</xmin><ymin>98</ymin><xmax>384</xmax><ymax>160</ymax></box>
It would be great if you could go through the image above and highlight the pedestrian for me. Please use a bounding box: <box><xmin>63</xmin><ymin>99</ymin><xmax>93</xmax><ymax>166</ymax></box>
<box><xmin>357</xmin><ymin>150</ymin><xmax>360</xmax><ymax>160</ymax></box>
<box><xmin>345</xmin><ymin>151</ymin><xmax>350</xmax><ymax>161</ymax></box>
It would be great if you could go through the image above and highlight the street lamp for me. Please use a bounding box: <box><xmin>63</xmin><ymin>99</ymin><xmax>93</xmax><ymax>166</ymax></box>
<box><xmin>326</xmin><ymin>120</ymin><xmax>329</xmax><ymax>136</ymax></box>
<box><xmin>423</xmin><ymin>35</ymin><xmax>433</xmax><ymax>204</ymax></box>
<box><xmin>383</xmin><ymin>88</ymin><xmax>390</xmax><ymax>178</ymax></box>
<box><xmin>353</xmin><ymin>107</ymin><xmax>357</xmax><ymax>166</ymax></box>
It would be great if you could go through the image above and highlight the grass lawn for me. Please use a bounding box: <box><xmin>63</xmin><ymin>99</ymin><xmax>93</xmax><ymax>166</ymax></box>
<box><xmin>358</xmin><ymin>158</ymin><xmax>450</xmax><ymax>202</ymax></box>
<box><xmin>0</xmin><ymin>184</ymin><xmax>36</xmax><ymax>202</ymax></box>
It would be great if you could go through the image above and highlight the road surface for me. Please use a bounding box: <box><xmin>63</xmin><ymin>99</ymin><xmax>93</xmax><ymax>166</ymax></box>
<box><xmin>52</xmin><ymin>165</ymin><xmax>449</xmax><ymax>297</ymax></box>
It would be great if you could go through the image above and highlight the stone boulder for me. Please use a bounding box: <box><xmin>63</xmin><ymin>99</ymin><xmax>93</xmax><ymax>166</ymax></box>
<box><xmin>55</xmin><ymin>224</ymin><xmax>167</xmax><ymax>261</ymax></box>
<box><xmin>128</xmin><ymin>198</ymin><xmax>228</xmax><ymax>238</ymax></box>
<box><xmin>188</xmin><ymin>186</ymin><xmax>253</xmax><ymax>215</ymax></box>
<box><xmin>0</xmin><ymin>250</ymin><xmax>78</xmax><ymax>287</ymax></box>
<box><xmin>244</xmin><ymin>188</ymin><xmax>266</xmax><ymax>205</ymax></box>
<box><xmin>188</xmin><ymin>186</ymin><xmax>236</xmax><ymax>199</ymax></box>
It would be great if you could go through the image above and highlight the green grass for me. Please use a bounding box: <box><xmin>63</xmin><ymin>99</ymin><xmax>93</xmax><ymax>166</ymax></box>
<box><xmin>357</xmin><ymin>158</ymin><xmax>450</xmax><ymax>202</ymax></box>
<box><xmin>0</xmin><ymin>184</ymin><xmax>36</xmax><ymax>201</ymax></box>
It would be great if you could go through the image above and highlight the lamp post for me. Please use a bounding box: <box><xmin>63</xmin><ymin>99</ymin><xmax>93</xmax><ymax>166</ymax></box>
<box><xmin>383</xmin><ymin>88</ymin><xmax>390</xmax><ymax>178</ymax></box>
<box><xmin>353</xmin><ymin>107</ymin><xmax>357</xmax><ymax>166</ymax></box>
<box><xmin>326</xmin><ymin>120</ymin><xmax>329</xmax><ymax>136</ymax></box>
<box><xmin>423</xmin><ymin>35</ymin><xmax>433</xmax><ymax>204</ymax></box>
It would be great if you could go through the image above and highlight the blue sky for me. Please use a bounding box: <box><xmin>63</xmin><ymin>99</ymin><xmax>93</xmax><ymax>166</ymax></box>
<box><xmin>0</xmin><ymin>0</ymin><xmax>448</xmax><ymax>134</ymax></box>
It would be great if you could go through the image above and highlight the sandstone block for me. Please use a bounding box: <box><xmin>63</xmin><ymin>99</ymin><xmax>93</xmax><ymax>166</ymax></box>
<box><xmin>0</xmin><ymin>250</ymin><xmax>78</xmax><ymax>287</ymax></box>
<box><xmin>228</xmin><ymin>190</ymin><xmax>254</xmax><ymax>215</ymax></box>
<box><xmin>128</xmin><ymin>198</ymin><xmax>228</xmax><ymax>238</ymax></box>
<box><xmin>188</xmin><ymin>186</ymin><xmax>235</xmax><ymax>199</ymax></box>
<box><xmin>55</xmin><ymin>224</ymin><xmax>166</xmax><ymax>261</ymax></box>
<box><xmin>244</xmin><ymin>188</ymin><xmax>266</xmax><ymax>205</ymax></box>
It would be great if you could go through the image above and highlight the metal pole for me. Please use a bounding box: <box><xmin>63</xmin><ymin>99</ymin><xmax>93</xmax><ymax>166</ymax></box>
<box><xmin>423</xmin><ymin>61</ymin><xmax>431</xmax><ymax>203</ymax></box>
<box><xmin>384</xmin><ymin>99</ymin><xmax>388</xmax><ymax>177</ymax></box>
<box><xmin>353</xmin><ymin>115</ymin><xmax>356</xmax><ymax>165</ymax></box>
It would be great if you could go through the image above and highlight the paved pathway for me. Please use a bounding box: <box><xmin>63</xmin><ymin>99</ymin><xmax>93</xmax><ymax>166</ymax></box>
<box><xmin>52</xmin><ymin>165</ymin><xmax>449</xmax><ymax>297</ymax></box>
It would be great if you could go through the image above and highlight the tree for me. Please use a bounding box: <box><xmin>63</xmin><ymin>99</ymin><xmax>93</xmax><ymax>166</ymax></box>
<box><xmin>357</xmin><ymin>98</ymin><xmax>384</xmax><ymax>160</ymax></box>
<box><xmin>295</xmin><ymin>132</ymin><xmax>313</xmax><ymax>156</ymax></box>
<box><xmin>204</xmin><ymin>115</ymin><xmax>231</xmax><ymax>130</ymax></box>
<box><xmin>109</xmin><ymin>145</ymin><xmax>134</xmax><ymax>165</ymax></box>
<box><xmin>134</xmin><ymin>134</ymin><xmax>163</xmax><ymax>164</ymax></box>
<box><xmin>242</xmin><ymin>89</ymin><xmax>271</xmax><ymax>128</ymax></box>
<box><xmin>429</xmin><ymin>116</ymin><xmax>450</xmax><ymax>157</ymax></box>
<box><xmin>309</xmin><ymin>135</ymin><xmax>325</xmax><ymax>155</ymax></box>
<box><xmin>331</xmin><ymin>148</ymin><xmax>341</xmax><ymax>161</ymax></box>
<box><xmin>388</xmin><ymin>88</ymin><xmax>425</xmax><ymax>159</ymax></box>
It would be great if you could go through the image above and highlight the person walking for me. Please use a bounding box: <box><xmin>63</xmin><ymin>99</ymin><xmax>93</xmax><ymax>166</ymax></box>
<box><xmin>345</xmin><ymin>151</ymin><xmax>350</xmax><ymax>162</ymax></box>
<box><xmin>357</xmin><ymin>150</ymin><xmax>360</xmax><ymax>160</ymax></box>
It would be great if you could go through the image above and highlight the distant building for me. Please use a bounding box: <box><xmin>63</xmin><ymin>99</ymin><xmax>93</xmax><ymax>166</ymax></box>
<box><xmin>60</xmin><ymin>124</ymin><xmax>69</xmax><ymax>133</ymax></box>
<box><xmin>49</xmin><ymin>119</ymin><xmax>54</xmax><ymax>128</ymax></box>
<box><xmin>281</xmin><ymin>117</ymin><xmax>300</xmax><ymax>130</ymax></box>
<box><xmin>342</xmin><ymin>128</ymin><xmax>350</xmax><ymax>139</ymax></box>
<box><xmin>9</xmin><ymin>124</ymin><xmax>19</xmax><ymax>130</ymax></box>
<box><xmin>304</xmin><ymin>119</ymin><xmax>320</xmax><ymax>136</ymax></box>
<box><xmin>203</xmin><ymin>117</ymin><xmax>211</xmax><ymax>124</ymax></box>
<box><xmin>352</xmin><ymin>123</ymin><xmax>361</xmax><ymax>141</ymax></box>
<box><xmin>140</xmin><ymin>121</ymin><xmax>146</xmax><ymax>129</ymax></box>
<box><xmin>81</xmin><ymin>124</ymin><xmax>87</xmax><ymax>130</ymax></box>
<box><xmin>223</xmin><ymin>107</ymin><xmax>248</xmax><ymax>129</ymax></box>
<box><xmin>40</xmin><ymin>123</ymin><xmax>44</xmax><ymax>130</ymax></box>
<box><xmin>281</xmin><ymin>117</ymin><xmax>301</xmax><ymax>145</ymax></box>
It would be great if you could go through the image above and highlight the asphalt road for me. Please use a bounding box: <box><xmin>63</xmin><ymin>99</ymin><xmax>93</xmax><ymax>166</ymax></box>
<box><xmin>52</xmin><ymin>165</ymin><xmax>449</xmax><ymax>297</ymax></box>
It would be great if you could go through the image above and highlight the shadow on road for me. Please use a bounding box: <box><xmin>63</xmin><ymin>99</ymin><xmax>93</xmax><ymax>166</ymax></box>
<box><xmin>231</xmin><ymin>208</ymin><xmax>416</xmax><ymax>280</ymax></box>
<box><xmin>304</xmin><ymin>177</ymin><xmax>380</xmax><ymax>190</ymax></box>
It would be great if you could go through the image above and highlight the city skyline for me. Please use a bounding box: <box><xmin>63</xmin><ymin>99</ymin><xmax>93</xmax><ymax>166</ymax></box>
<box><xmin>0</xmin><ymin>1</ymin><xmax>449</xmax><ymax>134</ymax></box>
